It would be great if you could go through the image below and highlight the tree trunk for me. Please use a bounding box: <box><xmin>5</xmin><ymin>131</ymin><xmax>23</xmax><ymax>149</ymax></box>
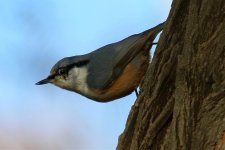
<box><xmin>117</xmin><ymin>0</ymin><xmax>225</xmax><ymax>149</ymax></box>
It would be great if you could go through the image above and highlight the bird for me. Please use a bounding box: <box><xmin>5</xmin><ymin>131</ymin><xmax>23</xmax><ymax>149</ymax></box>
<box><xmin>36</xmin><ymin>22</ymin><xmax>164</xmax><ymax>102</ymax></box>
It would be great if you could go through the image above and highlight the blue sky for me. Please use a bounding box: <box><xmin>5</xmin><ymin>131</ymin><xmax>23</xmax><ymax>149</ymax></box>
<box><xmin>0</xmin><ymin>0</ymin><xmax>171</xmax><ymax>149</ymax></box>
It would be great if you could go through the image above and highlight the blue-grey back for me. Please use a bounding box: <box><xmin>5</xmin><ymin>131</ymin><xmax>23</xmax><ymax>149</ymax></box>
<box><xmin>87</xmin><ymin>33</ymin><xmax>145</xmax><ymax>89</ymax></box>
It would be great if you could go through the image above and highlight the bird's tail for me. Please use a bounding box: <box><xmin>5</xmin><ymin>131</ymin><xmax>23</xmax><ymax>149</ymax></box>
<box><xmin>143</xmin><ymin>21</ymin><xmax>165</xmax><ymax>39</ymax></box>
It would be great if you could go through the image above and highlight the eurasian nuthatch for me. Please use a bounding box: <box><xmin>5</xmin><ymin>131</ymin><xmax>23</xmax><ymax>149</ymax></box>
<box><xmin>36</xmin><ymin>22</ymin><xmax>164</xmax><ymax>102</ymax></box>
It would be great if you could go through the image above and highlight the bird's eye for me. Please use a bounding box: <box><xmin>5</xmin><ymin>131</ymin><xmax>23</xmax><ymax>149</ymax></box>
<box><xmin>58</xmin><ymin>68</ymin><xmax>66</xmax><ymax>75</ymax></box>
<box><xmin>77</xmin><ymin>62</ymin><xmax>81</xmax><ymax>66</ymax></box>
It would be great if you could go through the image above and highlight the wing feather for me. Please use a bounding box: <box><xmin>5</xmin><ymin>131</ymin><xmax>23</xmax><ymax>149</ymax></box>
<box><xmin>87</xmin><ymin>22</ymin><xmax>164</xmax><ymax>89</ymax></box>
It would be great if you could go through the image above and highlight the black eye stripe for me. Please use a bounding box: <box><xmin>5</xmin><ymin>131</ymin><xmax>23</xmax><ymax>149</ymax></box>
<box><xmin>56</xmin><ymin>59</ymin><xmax>90</xmax><ymax>75</ymax></box>
<box><xmin>74</xmin><ymin>60</ymin><xmax>89</xmax><ymax>67</ymax></box>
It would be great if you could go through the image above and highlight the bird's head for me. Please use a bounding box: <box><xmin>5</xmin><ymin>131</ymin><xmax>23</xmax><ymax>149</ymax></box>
<box><xmin>36</xmin><ymin>56</ymin><xmax>90</xmax><ymax>92</ymax></box>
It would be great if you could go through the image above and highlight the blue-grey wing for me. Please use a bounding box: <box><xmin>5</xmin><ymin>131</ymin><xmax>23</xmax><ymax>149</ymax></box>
<box><xmin>87</xmin><ymin>22</ymin><xmax>164</xmax><ymax>89</ymax></box>
<box><xmin>87</xmin><ymin>34</ymin><xmax>145</xmax><ymax>89</ymax></box>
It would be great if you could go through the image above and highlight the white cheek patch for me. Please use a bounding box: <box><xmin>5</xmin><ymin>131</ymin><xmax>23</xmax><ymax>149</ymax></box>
<box><xmin>68</xmin><ymin>67</ymin><xmax>89</xmax><ymax>94</ymax></box>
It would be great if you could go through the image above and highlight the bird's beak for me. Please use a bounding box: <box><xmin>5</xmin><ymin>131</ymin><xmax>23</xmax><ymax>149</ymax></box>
<box><xmin>36</xmin><ymin>75</ymin><xmax>54</xmax><ymax>85</ymax></box>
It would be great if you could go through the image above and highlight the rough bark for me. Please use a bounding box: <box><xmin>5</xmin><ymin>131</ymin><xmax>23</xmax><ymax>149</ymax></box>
<box><xmin>117</xmin><ymin>0</ymin><xmax>225</xmax><ymax>149</ymax></box>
